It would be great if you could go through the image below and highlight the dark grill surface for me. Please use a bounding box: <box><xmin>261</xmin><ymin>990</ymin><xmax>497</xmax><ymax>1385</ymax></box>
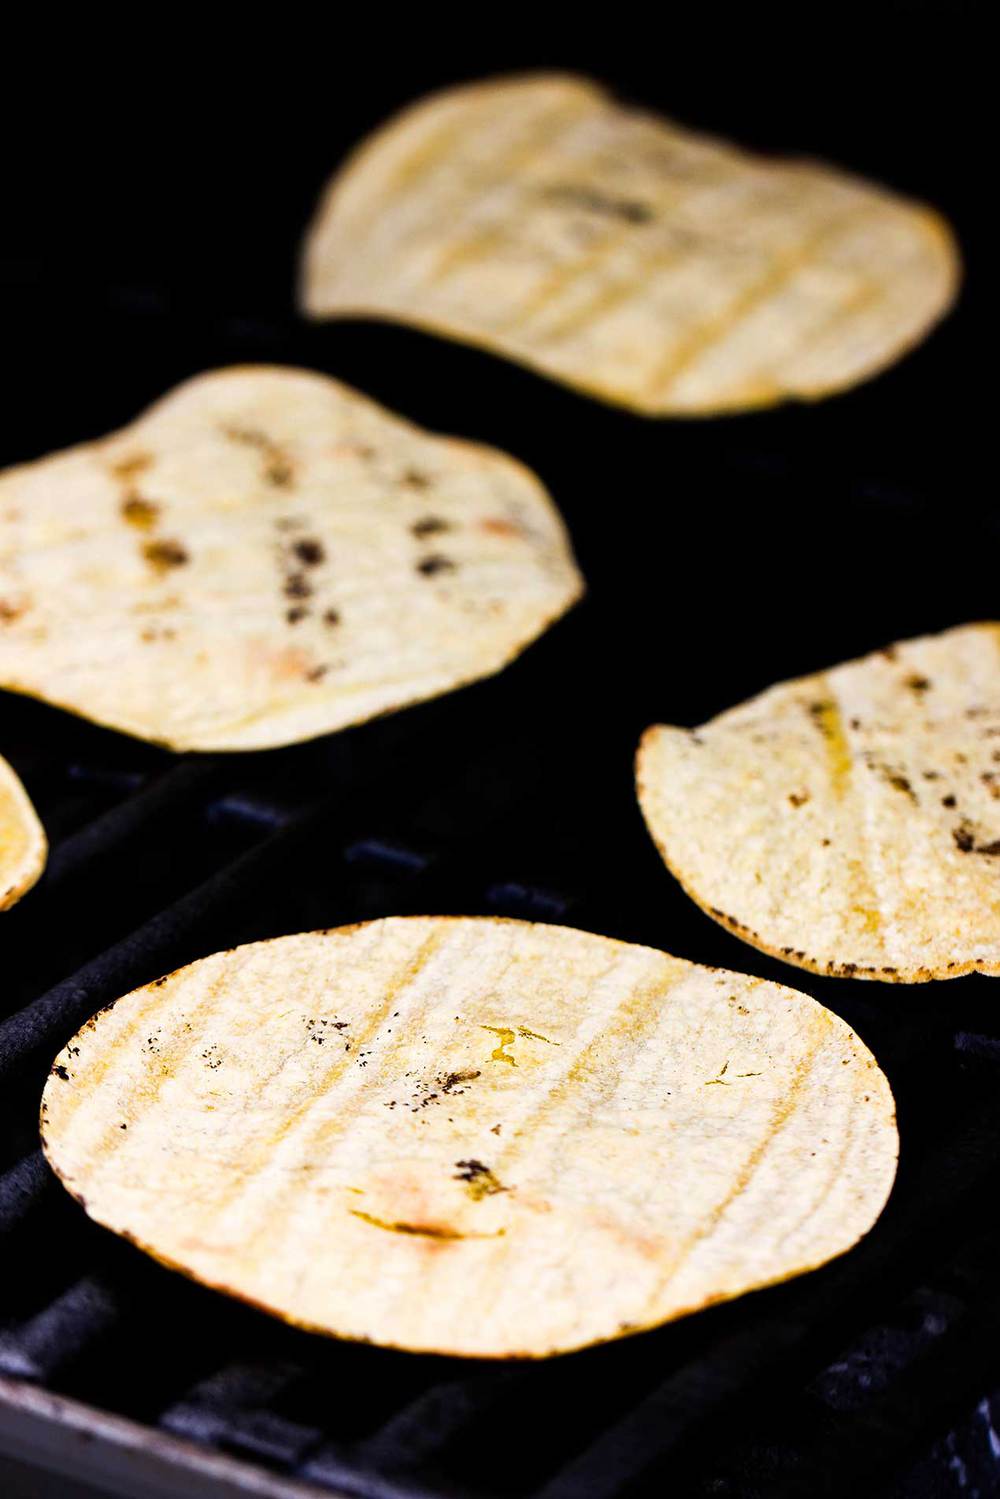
<box><xmin>1</xmin><ymin>23</ymin><xmax>992</xmax><ymax>1499</ymax></box>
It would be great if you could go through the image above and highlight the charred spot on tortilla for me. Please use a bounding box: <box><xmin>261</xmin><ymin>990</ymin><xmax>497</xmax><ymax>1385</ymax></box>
<box><xmin>121</xmin><ymin>495</ymin><xmax>160</xmax><ymax>529</ymax></box>
<box><xmin>143</xmin><ymin>538</ymin><xmax>189</xmax><ymax>573</ymax></box>
<box><xmin>417</xmin><ymin>555</ymin><xmax>455</xmax><ymax>577</ymax></box>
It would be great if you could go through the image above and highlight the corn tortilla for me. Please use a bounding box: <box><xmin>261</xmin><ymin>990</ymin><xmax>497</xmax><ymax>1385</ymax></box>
<box><xmin>41</xmin><ymin>917</ymin><xmax>896</xmax><ymax>1358</ymax></box>
<box><xmin>638</xmin><ymin>624</ymin><xmax>1000</xmax><ymax>983</ymax></box>
<box><xmin>301</xmin><ymin>74</ymin><xmax>959</xmax><ymax>416</ymax></box>
<box><xmin>0</xmin><ymin>366</ymin><xmax>582</xmax><ymax>751</ymax></box>
<box><xmin>0</xmin><ymin>753</ymin><xmax>46</xmax><ymax>909</ymax></box>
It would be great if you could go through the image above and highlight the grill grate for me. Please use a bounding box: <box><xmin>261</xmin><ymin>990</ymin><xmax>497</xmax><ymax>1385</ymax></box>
<box><xmin>5</xmin><ymin>586</ymin><xmax>1000</xmax><ymax>1497</ymax></box>
<box><xmin>1</xmin><ymin>55</ymin><xmax>992</xmax><ymax>1492</ymax></box>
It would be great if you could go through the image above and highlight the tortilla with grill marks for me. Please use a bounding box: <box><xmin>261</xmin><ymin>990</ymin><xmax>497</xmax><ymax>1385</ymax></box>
<box><xmin>41</xmin><ymin>917</ymin><xmax>896</xmax><ymax>1358</ymax></box>
<box><xmin>638</xmin><ymin>624</ymin><xmax>1000</xmax><ymax>983</ymax></box>
<box><xmin>0</xmin><ymin>366</ymin><xmax>582</xmax><ymax>751</ymax></box>
<box><xmin>0</xmin><ymin>753</ymin><xmax>46</xmax><ymax>909</ymax></box>
<box><xmin>301</xmin><ymin>74</ymin><xmax>959</xmax><ymax>415</ymax></box>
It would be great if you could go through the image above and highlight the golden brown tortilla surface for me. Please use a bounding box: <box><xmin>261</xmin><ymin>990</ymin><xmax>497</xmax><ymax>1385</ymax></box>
<box><xmin>302</xmin><ymin>74</ymin><xmax>958</xmax><ymax>415</ymax></box>
<box><xmin>42</xmin><ymin>917</ymin><xmax>896</xmax><ymax>1357</ymax></box>
<box><xmin>0</xmin><ymin>366</ymin><xmax>582</xmax><ymax>750</ymax></box>
<box><xmin>638</xmin><ymin>624</ymin><xmax>1000</xmax><ymax>982</ymax></box>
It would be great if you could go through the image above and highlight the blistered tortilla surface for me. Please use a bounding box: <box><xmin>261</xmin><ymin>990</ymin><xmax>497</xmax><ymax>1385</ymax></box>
<box><xmin>42</xmin><ymin>917</ymin><xmax>896</xmax><ymax>1357</ymax></box>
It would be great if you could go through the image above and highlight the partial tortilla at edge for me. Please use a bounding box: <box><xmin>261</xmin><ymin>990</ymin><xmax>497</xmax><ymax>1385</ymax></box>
<box><xmin>638</xmin><ymin>623</ymin><xmax>1000</xmax><ymax>983</ymax></box>
<box><xmin>0</xmin><ymin>753</ymin><xmax>46</xmax><ymax>910</ymax></box>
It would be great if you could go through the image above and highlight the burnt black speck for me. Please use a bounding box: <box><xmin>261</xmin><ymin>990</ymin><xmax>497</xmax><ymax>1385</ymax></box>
<box><xmin>417</xmin><ymin>555</ymin><xmax>455</xmax><ymax>577</ymax></box>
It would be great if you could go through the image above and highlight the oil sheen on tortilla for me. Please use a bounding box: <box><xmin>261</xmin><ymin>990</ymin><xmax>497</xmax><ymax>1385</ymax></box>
<box><xmin>638</xmin><ymin>624</ymin><xmax>1000</xmax><ymax>983</ymax></box>
<box><xmin>301</xmin><ymin>74</ymin><xmax>958</xmax><ymax>415</ymax></box>
<box><xmin>41</xmin><ymin>917</ymin><xmax>897</xmax><ymax>1358</ymax></box>
<box><xmin>0</xmin><ymin>366</ymin><xmax>582</xmax><ymax>751</ymax></box>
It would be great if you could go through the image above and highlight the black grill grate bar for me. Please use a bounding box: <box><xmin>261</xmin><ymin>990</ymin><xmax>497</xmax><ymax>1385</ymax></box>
<box><xmin>894</xmin><ymin>1386</ymin><xmax>1000</xmax><ymax>1497</ymax></box>
<box><xmin>0</xmin><ymin>1274</ymin><xmax>120</xmax><ymax>1381</ymax></box>
<box><xmin>210</xmin><ymin>790</ymin><xmax>300</xmax><ymax>831</ymax></box>
<box><xmin>535</xmin><ymin>1321</ymin><xmax>808</xmax><ymax>1499</ymax></box>
<box><xmin>166</xmin><ymin>1359</ymin><xmax>306</xmax><ymax>1413</ymax></box>
<box><xmin>810</xmin><ymin>1285</ymin><xmax>966</xmax><ymax>1414</ymax></box>
<box><xmin>0</xmin><ymin>1149</ymin><xmax>52</xmax><ymax>1235</ymax></box>
<box><xmin>0</xmin><ymin>740</ymin><xmax>436</xmax><ymax>1079</ymax></box>
<box><xmin>351</xmin><ymin>1369</ymin><xmax>519</xmax><ymax>1477</ymax></box>
<box><xmin>216</xmin><ymin>1408</ymin><xmax>323</xmax><ymax>1469</ymax></box>
<box><xmin>166</xmin><ymin>1405</ymin><xmax>323</xmax><ymax>1470</ymax></box>
<box><xmin>160</xmin><ymin>1360</ymin><xmax>309</xmax><ymax>1451</ymax></box>
<box><xmin>710</xmin><ymin>1226</ymin><xmax>1000</xmax><ymax>1498</ymax></box>
<box><xmin>953</xmin><ymin>1030</ymin><xmax>1000</xmax><ymax>1064</ymax></box>
<box><xmin>42</xmin><ymin>757</ymin><xmax>223</xmax><ymax>889</ymax></box>
<box><xmin>300</xmin><ymin>1444</ymin><xmax>461</xmax><ymax>1499</ymax></box>
<box><xmin>0</xmin><ymin>676</ymin><xmax>570</xmax><ymax>1082</ymax></box>
<box><xmin>0</xmin><ymin>802</ymin><xmax>317</xmax><ymax>1082</ymax></box>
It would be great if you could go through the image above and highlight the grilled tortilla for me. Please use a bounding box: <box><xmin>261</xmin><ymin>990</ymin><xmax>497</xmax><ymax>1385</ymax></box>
<box><xmin>0</xmin><ymin>754</ymin><xmax>46</xmax><ymax>909</ymax></box>
<box><xmin>41</xmin><ymin>917</ymin><xmax>896</xmax><ymax>1358</ymax></box>
<box><xmin>638</xmin><ymin>624</ymin><xmax>1000</xmax><ymax>982</ymax></box>
<box><xmin>0</xmin><ymin>366</ymin><xmax>582</xmax><ymax>751</ymax></box>
<box><xmin>301</xmin><ymin>74</ymin><xmax>959</xmax><ymax>415</ymax></box>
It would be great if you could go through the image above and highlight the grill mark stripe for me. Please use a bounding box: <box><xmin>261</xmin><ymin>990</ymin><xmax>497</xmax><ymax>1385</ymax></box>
<box><xmin>404</xmin><ymin>971</ymin><xmax>772</xmax><ymax>1339</ymax></box>
<box><xmin>506</xmin><ymin>210</ymin><xmax>670</xmax><ymax>339</ymax></box>
<box><xmin>519</xmin><ymin>234</ymin><xmax>693</xmax><ymax>344</ymax></box>
<box><xmin>254</xmin><ymin>943</ymin><xmax>685</xmax><ymax>1337</ymax></box>
<box><xmin>369</xmin><ymin>97</ymin><xmax>593</xmax><ymax>285</ymax></box>
<box><xmin>504</xmin><ymin>151</ymin><xmax>719</xmax><ymax>338</ymax></box>
<box><xmin>779</xmin><ymin>276</ymin><xmax>885</xmax><ymax>380</ymax></box>
<box><xmin>831</xmin><ymin>671</ymin><xmax>906</xmax><ymax>967</ymax></box>
<box><xmin>643</xmin><ymin>204</ymin><xmax>872</xmax><ymax>400</ymax></box>
<box><xmin>416</xmin><ymin>104</ymin><xmax>606</xmax><ymax>290</ymax></box>
<box><xmin>490</xmin><ymin>957</ymin><xmax>693</xmax><ymax>1159</ymax></box>
<box><xmin>644</xmin><ymin>1024</ymin><xmax>828</xmax><ymax>1309</ymax></box>
<box><xmin>197</xmin><ymin>928</ymin><xmax>448</xmax><ymax>1243</ymax></box>
<box><xmin>324</xmin><ymin>102</ymin><xmax>502</xmax><ymax>254</ymax></box>
<box><xmin>45</xmin><ymin>956</ymin><xmax>249</xmax><ymax>1145</ymax></box>
<box><xmin>824</xmin><ymin>671</ymin><xmax>900</xmax><ymax>963</ymax></box>
<box><xmin>768</xmin><ymin>1088</ymin><xmax>860</xmax><ymax>1255</ymax></box>
<box><xmin>423</xmin><ymin>955</ymin><xmax>696</xmax><ymax>1330</ymax></box>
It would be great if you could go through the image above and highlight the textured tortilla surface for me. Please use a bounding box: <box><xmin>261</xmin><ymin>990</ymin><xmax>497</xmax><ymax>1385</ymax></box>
<box><xmin>638</xmin><ymin>624</ymin><xmax>1000</xmax><ymax>982</ymax></box>
<box><xmin>0</xmin><ymin>366</ymin><xmax>582</xmax><ymax>750</ymax></box>
<box><xmin>42</xmin><ymin>917</ymin><xmax>896</xmax><ymax>1357</ymax></box>
<box><xmin>302</xmin><ymin>75</ymin><xmax>958</xmax><ymax>414</ymax></box>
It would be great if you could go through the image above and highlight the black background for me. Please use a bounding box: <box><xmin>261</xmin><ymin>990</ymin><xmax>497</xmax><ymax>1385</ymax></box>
<box><xmin>2</xmin><ymin>7</ymin><xmax>998</xmax><ymax>1496</ymax></box>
